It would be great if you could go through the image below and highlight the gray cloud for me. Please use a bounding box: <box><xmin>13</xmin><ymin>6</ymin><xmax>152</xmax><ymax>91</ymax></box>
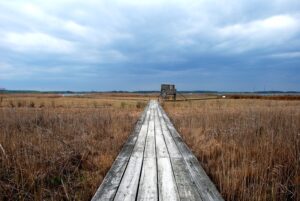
<box><xmin>0</xmin><ymin>0</ymin><xmax>300</xmax><ymax>90</ymax></box>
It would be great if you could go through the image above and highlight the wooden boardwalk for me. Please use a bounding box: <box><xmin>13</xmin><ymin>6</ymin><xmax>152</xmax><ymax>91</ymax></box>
<box><xmin>92</xmin><ymin>100</ymin><xmax>223</xmax><ymax>201</ymax></box>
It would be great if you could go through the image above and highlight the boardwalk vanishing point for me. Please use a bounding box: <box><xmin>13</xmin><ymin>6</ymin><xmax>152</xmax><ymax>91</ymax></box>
<box><xmin>92</xmin><ymin>100</ymin><xmax>224</xmax><ymax>201</ymax></box>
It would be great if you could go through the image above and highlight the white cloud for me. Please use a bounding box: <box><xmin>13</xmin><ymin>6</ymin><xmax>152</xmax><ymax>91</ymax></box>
<box><xmin>268</xmin><ymin>51</ymin><xmax>300</xmax><ymax>58</ymax></box>
<box><xmin>21</xmin><ymin>3</ymin><xmax>45</xmax><ymax>19</ymax></box>
<box><xmin>70</xmin><ymin>49</ymin><xmax>128</xmax><ymax>63</ymax></box>
<box><xmin>0</xmin><ymin>62</ymin><xmax>14</xmax><ymax>72</ymax></box>
<box><xmin>0</xmin><ymin>62</ymin><xmax>32</xmax><ymax>79</ymax></box>
<box><xmin>216</xmin><ymin>15</ymin><xmax>300</xmax><ymax>53</ymax></box>
<box><xmin>1</xmin><ymin>32</ymin><xmax>75</xmax><ymax>54</ymax></box>
<box><xmin>2</xmin><ymin>0</ymin><xmax>298</xmax><ymax>57</ymax></box>
<box><xmin>0</xmin><ymin>62</ymin><xmax>71</xmax><ymax>80</ymax></box>
<box><xmin>219</xmin><ymin>15</ymin><xmax>299</xmax><ymax>36</ymax></box>
<box><xmin>64</xmin><ymin>21</ymin><xmax>90</xmax><ymax>37</ymax></box>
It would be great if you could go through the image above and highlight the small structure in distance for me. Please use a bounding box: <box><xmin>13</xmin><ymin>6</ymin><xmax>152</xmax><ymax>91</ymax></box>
<box><xmin>160</xmin><ymin>84</ymin><xmax>176</xmax><ymax>100</ymax></box>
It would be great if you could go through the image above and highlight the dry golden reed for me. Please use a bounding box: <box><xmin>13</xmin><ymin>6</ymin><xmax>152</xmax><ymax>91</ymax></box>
<box><xmin>0</xmin><ymin>94</ymin><xmax>146</xmax><ymax>200</ymax></box>
<box><xmin>164</xmin><ymin>98</ymin><xmax>300</xmax><ymax>201</ymax></box>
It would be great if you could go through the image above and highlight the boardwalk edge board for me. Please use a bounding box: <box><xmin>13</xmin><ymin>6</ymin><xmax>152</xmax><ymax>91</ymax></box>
<box><xmin>92</xmin><ymin>100</ymin><xmax>224</xmax><ymax>201</ymax></box>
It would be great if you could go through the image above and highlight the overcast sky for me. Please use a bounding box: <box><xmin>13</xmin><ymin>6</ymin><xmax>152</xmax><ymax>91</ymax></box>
<box><xmin>0</xmin><ymin>0</ymin><xmax>300</xmax><ymax>91</ymax></box>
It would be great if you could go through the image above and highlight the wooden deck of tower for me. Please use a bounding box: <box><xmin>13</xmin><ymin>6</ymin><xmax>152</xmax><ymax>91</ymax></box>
<box><xmin>91</xmin><ymin>100</ymin><xmax>223</xmax><ymax>201</ymax></box>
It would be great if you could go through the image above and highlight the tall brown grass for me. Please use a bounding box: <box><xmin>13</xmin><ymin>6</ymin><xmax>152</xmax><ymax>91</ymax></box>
<box><xmin>226</xmin><ymin>94</ymin><xmax>300</xmax><ymax>101</ymax></box>
<box><xmin>0</xmin><ymin>94</ymin><xmax>145</xmax><ymax>200</ymax></box>
<box><xmin>164</xmin><ymin>99</ymin><xmax>300</xmax><ymax>201</ymax></box>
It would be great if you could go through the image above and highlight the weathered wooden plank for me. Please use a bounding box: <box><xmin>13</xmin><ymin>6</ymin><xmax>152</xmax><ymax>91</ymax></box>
<box><xmin>113</xmin><ymin>156</ymin><xmax>143</xmax><ymax>201</ymax></box>
<box><xmin>154</xmin><ymin>107</ymin><xmax>180</xmax><ymax>201</ymax></box>
<box><xmin>154</xmin><ymin>108</ymin><xmax>169</xmax><ymax>158</ymax></box>
<box><xmin>158</xmin><ymin>104</ymin><xmax>224</xmax><ymax>201</ymax></box>
<box><xmin>137</xmin><ymin>108</ymin><xmax>158</xmax><ymax>201</ymax></box>
<box><xmin>157</xmin><ymin>108</ymin><xmax>181</xmax><ymax>158</ymax></box>
<box><xmin>137</xmin><ymin>158</ymin><xmax>158</xmax><ymax>201</ymax></box>
<box><xmin>171</xmin><ymin>158</ymin><xmax>203</xmax><ymax>201</ymax></box>
<box><xmin>157</xmin><ymin>108</ymin><xmax>203</xmax><ymax>201</ymax></box>
<box><xmin>91</xmin><ymin>157</ymin><xmax>129</xmax><ymax>201</ymax></box>
<box><xmin>91</xmin><ymin>102</ymin><xmax>150</xmax><ymax>201</ymax></box>
<box><xmin>143</xmin><ymin>109</ymin><xmax>156</xmax><ymax>159</ymax></box>
<box><xmin>113</xmin><ymin>106</ymin><xmax>151</xmax><ymax>201</ymax></box>
<box><xmin>157</xmin><ymin>158</ymin><xmax>180</xmax><ymax>201</ymax></box>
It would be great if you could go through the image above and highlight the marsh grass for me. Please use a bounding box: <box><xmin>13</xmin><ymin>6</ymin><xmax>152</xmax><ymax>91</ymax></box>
<box><xmin>0</xmin><ymin>94</ymin><xmax>145</xmax><ymax>200</ymax></box>
<box><xmin>164</xmin><ymin>99</ymin><xmax>300</xmax><ymax>201</ymax></box>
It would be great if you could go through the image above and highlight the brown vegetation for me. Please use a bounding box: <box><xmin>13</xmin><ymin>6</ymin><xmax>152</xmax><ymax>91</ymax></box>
<box><xmin>0</xmin><ymin>94</ymin><xmax>146</xmax><ymax>200</ymax></box>
<box><xmin>226</xmin><ymin>94</ymin><xmax>300</xmax><ymax>101</ymax></box>
<box><xmin>164</xmin><ymin>98</ymin><xmax>300</xmax><ymax>201</ymax></box>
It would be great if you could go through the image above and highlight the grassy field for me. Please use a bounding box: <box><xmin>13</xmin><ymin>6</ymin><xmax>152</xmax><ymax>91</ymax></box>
<box><xmin>1</xmin><ymin>93</ymin><xmax>299</xmax><ymax>200</ymax></box>
<box><xmin>0</xmin><ymin>94</ymin><xmax>149</xmax><ymax>200</ymax></box>
<box><xmin>163</xmin><ymin>98</ymin><xmax>300</xmax><ymax>201</ymax></box>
